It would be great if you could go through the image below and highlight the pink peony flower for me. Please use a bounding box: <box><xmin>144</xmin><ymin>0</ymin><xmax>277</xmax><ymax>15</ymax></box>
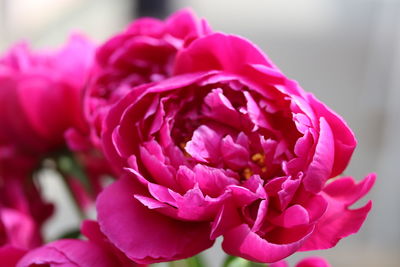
<box><xmin>0</xmin><ymin>34</ymin><xmax>95</xmax><ymax>156</ymax></box>
<box><xmin>271</xmin><ymin>256</ymin><xmax>331</xmax><ymax>267</ymax></box>
<box><xmin>97</xmin><ymin>33</ymin><xmax>375</xmax><ymax>263</ymax></box>
<box><xmin>0</xmin><ymin>207</ymin><xmax>43</xmax><ymax>267</ymax></box>
<box><xmin>16</xmin><ymin>239</ymin><xmax>128</xmax><ymax>267</ymax></box>
<box><xmin>294</xmin><ymin>256</ymin><xmax>331</xmax><ymax>267</ymax></box>
<box><xmin>16</xmin><ymin>220</ymin><xmax>143</xmax><ymax>267</ymax></box>
<box><xmin>0</xmin><ymin>208</ymin><xmax>41</xmax><ymax>250</ymax></box>
<box><xmin>64</xmin><ymin>9</ymin><xmax>212</xmax><ymax>205</ymax></box>
<box><xmin>0</xmin><ymin>148</ymin><xmax>53</xmax><ymax>226</ymax></box>
<box><xmin>66</xmin><ymin>8</ymin><xmax>212</xmax><ymax>151</ymax></box>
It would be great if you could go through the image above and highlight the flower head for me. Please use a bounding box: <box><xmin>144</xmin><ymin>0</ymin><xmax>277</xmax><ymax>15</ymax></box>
<box><xmin>97</xmin><ymin>33</ymin><xmax>375</xmax><ymax>263</ymax></box>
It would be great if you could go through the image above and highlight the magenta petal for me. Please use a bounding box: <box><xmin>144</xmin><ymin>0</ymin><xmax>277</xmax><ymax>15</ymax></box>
<box><xmin>277</xmin><ymin>177</ymin><xmax>301</xmax><ymax>210</ymax></box>
<box><xmin>220</xmin><ymin>135</ymin><xmax>250</xmax><ymax>170</ymax></box>
<box><xmin>271</xmin><ymin>205</ymin><xmax>310</xmax><ymax>228</ymax></box>
<box><xmin>166</xmin><ymin>8</ymin><xmax>207</xmax><ymax>41</ymax></box>
<box><xmin>1</xmin><ymin>208</ymin><xmax>41</xmax><ymax>249</ymax></box>
<box><xmin>202</xmin><ymin>88</ymin><xmax>243</xmax><ymax>130</ymax></box>
<box><xmin>174</xmin><ymin>33</ymin><xmax>273</xmax><ymax>75</ymax></box>
<box><xmin>222</xmin><ymin>224</ymin><xmax>312</xmax><ymax>263</ymax></box>
<box><xmin>81</xmin><ymin>220</ymin><xmax>144</xmax><ymax>267</ymax></box>
<box><xmin>17</xmin><ymin>239</ymin><xmax>119</xmax><ymax>267</ymax></box>
<box><xmin>300</xmin><ymin>174</ymin><xmax>376</xmax><ymax>251</ymax></box>
<box><xmin>140</xmin><ymin>145</ymin><xmax>177</xmax><ymax>189</ymax></box>
<box><xmin>252</xmin><ymin>199</ymin><xmax>268</xmax><ymax>232</ymax></box>
<box><xmin>210</xmin><ymin>203</ymin><xmax>242</xmax><ymax>239</ymax></box>
<box><xmin>185</xmin><ymin>125</ymin><xmax>221</xmax><ymax>163</ymax></box>
<box><xmin>303</xmin><ymin>118</ymin><xmax>334</xmax><ymax>193</ymax></box>
<box><xmin>323</xmin><ymin>173</ymin><xmax>376</xmax><ymax>205</ymax></box>
<box><xmin>295</xmin><ymin>256</ymin><xmax>331</xmax><ymax>267</ymax></box>
<box><xmin>307</xmin><ymin>94</ymin><xmax>357</xmax><ymax>177</ymax></box>
<box><xmin>0</xmin><ymin>246</ymin><xmax>26</xmax><ymax>267</ymax></box>
<box><xmin>173</xmin><ymin>187</ymin><xmax>230</xmax><ymax>221</ymax></box>
<box><xmin>191</xmin><ymin>164</ymin><xmax>239</xmax><ymax>197</ymax></box>
<box><xmin>176</xmin><ymin>165</ymin><xmax>196</xmax><ymax>191</ymax></box>
<box><xmin>96</xmin><ymin>176</ymin><xmax>214</xmax><ymax>264</ymax></box>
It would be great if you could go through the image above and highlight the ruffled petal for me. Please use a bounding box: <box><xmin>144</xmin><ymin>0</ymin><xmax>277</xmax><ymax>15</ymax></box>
<box><xmin>174</xmin><ymin>33</ymin><xmax>273</xmax><ymax>75</ymax></box>
<box><xmin>17</xmin><ymin>239</ymin><xmax>119</xmax><ymax>267</ymax></box>
<box><xmin>96</xmin><ymin>175</ymin><xmax>214</xmax><ymax>264</ymax></box>
<box><xmin>300</xmin><ymin>174</ymin><xmax>376</xmax><ymax>250</ymax></box>
<box><xmin>222</xmin><ymin>223</ymin><xmax>313</xmax><ymax>263</ymax></box>
<box><xmin>303</xmin><ymin>118</ymin><xmax>334</xmax><ymax>193</ymax></box>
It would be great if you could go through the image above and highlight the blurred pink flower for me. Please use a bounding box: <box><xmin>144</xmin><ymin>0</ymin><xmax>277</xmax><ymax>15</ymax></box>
<box><xmin>271</xmin><ymin>256</ymin><xmax>331</xmax><ymax>267</ymax></box>
<box><xmin>96</xmin><ymin>33</ymin><xmax>375</xmax><ymax>263</ymax></box>
<box><xmin>0</xmin><ymin>148</ymin><xmax>53</xmax><ymax>226</ymax></box>
<box><xmin>0</xmin><ymin>207</ymin><xmax>42</xmax><ymax>267</ymax></box>
<box><xmin>16</xmin><ymin>220</ymin><xmax>143</xmax><ymax>267</ymax></box>
<box><xmin>66</xmin><ymin>8</ymin><xmax>212</xmax><ymax>151</ymax></box>
<box><xmin>0</xmin><ymin>34</ymin><xmax>95</xmax><ymax>156</ymax></box>
<box><xmin>16</xmin><ymin>239</ymin><xmax>128</xmax><ymax>267</ymax></box>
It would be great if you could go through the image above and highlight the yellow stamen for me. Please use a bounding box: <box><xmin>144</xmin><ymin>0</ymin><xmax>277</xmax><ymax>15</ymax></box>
<box><xmin>242</xmin><ymin>168</ymin><xmax>253</xmax><ymax>179</ymax></box>
<box><xmin>251</xmin><ymin>153</ymin><xmax>265</xmax><ymax>166</ymax></box>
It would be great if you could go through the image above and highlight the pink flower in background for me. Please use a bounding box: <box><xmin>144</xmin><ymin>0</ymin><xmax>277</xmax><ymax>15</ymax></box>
<box><xmin>295</xmin><ymin>257</ymin><xmax>331</xmax><ymax>267</ymax></box>
<box><xmin>97</xmin><ymin>33</ymin><xmax>375</xmax><ymax>263</ymax></box>
<box><xmin>67</xmin><ymin>8</ymin><xmax>212</xmax><ymax>151</ymax></box>
<box><xmin>271</xmin><ymin>256</ymin><xmax>331</xmax><ymax>267</ymax></box>
<box><xmin>17</xmin><ymin>220</ymin><xmax>143</xmax><ymax>267</ymax></box>
<box><xmin>0</xmin><ymin>208</ymin><xmax>41</xmax><ymax>250</ymax></box>
<box><xmin>0</xmin><ymin>207</ymin><xmax>42</xmax><ymax>267</ymax></box>
<box><xmin>63</xmin><ymin>9</ymin><xmax>213</xmax><ymax>205</ymax></box>
<box><xmin>0</xmin><ymin>148</ymin><xmax>53</xmax><ymax>226</ymax></box>
<box><xmin>0</xmin><ymin>34</ymin><xmax>95</xmax><ymax>156</ymax></box>
<box><xmin>16</xmin><ymin>239</ymin><xmax>127</xmax><ymax>267</ymax></box>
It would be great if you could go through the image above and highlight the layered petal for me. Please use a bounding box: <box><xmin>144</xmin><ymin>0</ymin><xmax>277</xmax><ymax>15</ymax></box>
<box><xmin>222</xmin><ymin>223</ymin><xmax>314</xmax><ymax>263</ymax></box>
<box><xmin>300</xmin><ymin>174</ymin><xmax>376</xmax><ymax>250</ymax></box>
<box><xmin>96</xmin><ymin>175</ymin><xmax>214</xmax><ymax>264</ymax></box>
<box><xmin>17</xmin><ymin>239</ymin><xmax>120</xmax><ymax>267</ymax></box>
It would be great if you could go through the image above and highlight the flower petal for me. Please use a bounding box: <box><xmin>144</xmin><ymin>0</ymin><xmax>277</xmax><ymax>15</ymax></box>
<box><xmin>96</xmin><ymin>175</ymin><xmax>214</xmax><ymax>264</ymax></box>
<box><xmin>222</xmin><ymin>224</ymin><xmax>313</xmax><ymax>263</ymax></box>
<box><xmin>303</xmin><ymin>118</ymin><xmax>334</xmax><ymax>193</ymax></box>
<box><xmin>17</xmin><ymin>239</ymin><xmax>119</xmax><ymax>267</ymax></box>
<box><xmin>300</xmin><ymin>174</ymin><xmax>375</xmax><ymax>250</ymax></box>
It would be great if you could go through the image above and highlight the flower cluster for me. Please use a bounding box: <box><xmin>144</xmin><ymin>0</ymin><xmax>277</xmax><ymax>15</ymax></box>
<box><xmin>0</xmin><ymin>9</ymin><xmax>375</xmax><ymax>267</ymax></box>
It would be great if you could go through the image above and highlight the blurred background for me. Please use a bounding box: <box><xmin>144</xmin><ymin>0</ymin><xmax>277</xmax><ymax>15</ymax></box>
<box><xmin>1</xmin><ymin>0</ymin><xmax>399</xmax><ymax>266</ymax></box>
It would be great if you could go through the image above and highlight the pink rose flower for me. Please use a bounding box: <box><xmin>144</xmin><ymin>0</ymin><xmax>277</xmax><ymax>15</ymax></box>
<box><xmin>67</xmin><ymin>9</ymin><xmax>211</xmax><ymax>151</ymax></box>
<box><xmin>0</xmin><ymin>34</ymin><xmax>95</xmax><ymax>156</ymax></box>
<box><xmin>97</xmin><ymin>33</ymin><xmax>375</xmax><ymax>263</ymax></box>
